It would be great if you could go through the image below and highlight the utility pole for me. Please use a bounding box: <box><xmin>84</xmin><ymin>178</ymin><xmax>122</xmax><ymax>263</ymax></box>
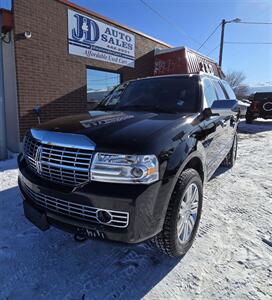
<box><xmin>219</xmin><ymin>18</ymin><xmax>241</xmax><ymax>67</ymax></box>
<box><xmin>219</xmin><ymin>19</ymin><xmax>226</xmax><ymax>67</ymax></box>
<box><xmin>0</xmin><ymin>13</ymin><xmax>8</xmax><ymax>160</ymax></box>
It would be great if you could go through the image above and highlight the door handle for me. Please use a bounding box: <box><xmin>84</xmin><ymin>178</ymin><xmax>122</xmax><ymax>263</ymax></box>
<box><xmin>230</xmin><ymin>117</ymin><xmax>237</xmax><ymax>127</ymax></box>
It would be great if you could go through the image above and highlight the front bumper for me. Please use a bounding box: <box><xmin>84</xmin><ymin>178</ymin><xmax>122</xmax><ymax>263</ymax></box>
<box><xmin>18</xmin><ymin>155</ymin><xmax>174</xmax><ymax>243</ymax></box>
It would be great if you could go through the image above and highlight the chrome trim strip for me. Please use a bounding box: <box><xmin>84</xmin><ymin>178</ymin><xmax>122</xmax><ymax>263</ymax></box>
<box><xmin>30</xmin><ymin>129</ymin><xmax>96</xmax><ymax>151</ymax></box>
<box><xmin>35</xmin><ymin>145</ymin><xmax>43</xmax><ymax>174</ymax></box>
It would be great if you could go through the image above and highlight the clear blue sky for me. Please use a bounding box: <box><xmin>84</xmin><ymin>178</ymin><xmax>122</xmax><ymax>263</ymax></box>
<box><xmin>1</xmin><ymin>0</ymin><xmax>271</xmax><ymax>85</ymax></box>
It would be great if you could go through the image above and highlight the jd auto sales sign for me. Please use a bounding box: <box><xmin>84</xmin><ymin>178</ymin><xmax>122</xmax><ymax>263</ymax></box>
<box><xmin>68</xmin><ymin>9</ymin><xmax>135</xmax><ymax>67</ymax></box>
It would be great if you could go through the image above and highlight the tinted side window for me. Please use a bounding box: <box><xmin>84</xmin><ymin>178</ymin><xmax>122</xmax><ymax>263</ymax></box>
<box><xmin>203</xmin><ymin>78</ymin><xmax>218</xmax><ymax>107</ymax></box>
<box><xmin>212</xmin><ymin>80</ymin><xmax>227</xmax><ymax>100</ymax></box>
<box><xmin>221</xmin><ymin>81</ymin><xmax>236</xmax><ymax>99</ymax></box>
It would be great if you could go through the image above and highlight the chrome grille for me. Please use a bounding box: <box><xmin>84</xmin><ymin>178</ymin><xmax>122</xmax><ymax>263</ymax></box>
<box><xmin>24</xmin><ymin>134</ymin><xmax>41</xmax><ymax>174</ymax></box>
<box><xmin>24</xmin><ymin>133</ymin><xmax>93</xmax><ymax>186</ymax></box>
<box><xmin>21</xmin><ymin>182</ymin><xmax>129</xmax><ymax>228</ymax></box>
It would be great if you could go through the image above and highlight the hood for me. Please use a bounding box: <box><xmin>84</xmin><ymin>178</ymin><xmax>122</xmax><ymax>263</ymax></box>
<box><xmin>36</xmin><ymin>110</ymin><xmax>196</xmax><ymax>153</ymax></box>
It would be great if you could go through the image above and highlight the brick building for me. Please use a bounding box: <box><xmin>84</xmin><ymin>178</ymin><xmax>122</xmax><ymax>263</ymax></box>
<box><xmin>0</xmin><ymin>0</ymin><xmax>170</xmax><ymax>154</ymax></box>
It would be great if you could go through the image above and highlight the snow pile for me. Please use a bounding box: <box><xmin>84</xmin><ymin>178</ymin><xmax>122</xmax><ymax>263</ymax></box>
<box><xmin>0</xmin><ymin>120</ymin><xmax>271</xmax><ymax>299</ymax></box>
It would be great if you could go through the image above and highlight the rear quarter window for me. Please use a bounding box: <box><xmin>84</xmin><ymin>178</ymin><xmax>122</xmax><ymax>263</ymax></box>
<box><xmin>212</xmin><ymin>80</ymin><xmax>227</xmax><ymax>100</ymax></box>
<box><xmin>221</xmin><ymin>81</ymin><xmax>236</xmax><ymax>99</ymax></box>
<box><xmin>202</xmin><ymin>78</ymin><xmax>218</xmax><ymax>107</ymax></box>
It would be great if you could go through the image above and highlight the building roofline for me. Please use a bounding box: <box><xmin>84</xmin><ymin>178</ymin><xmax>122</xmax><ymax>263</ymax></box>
<box><xmin>155</xmin><ymin>46</ymin><xmax>219</xmax><ymax>64</ymax></box>
<box><xmin>57</xmin><ymin>0</ymin><xmax>172</xmax><ymax>48</ymax></box>
<box><xmin>0</xmin><ymin>8</ymin><xmax>12</xmax><ymax>14</ymax></box>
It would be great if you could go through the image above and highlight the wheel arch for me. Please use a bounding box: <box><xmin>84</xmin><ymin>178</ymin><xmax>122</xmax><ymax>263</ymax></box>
<box><xmin>153</xmin><ymin>151</ymin><xmax>206</xmax><ymax>238</ymax></box>
<box><xmin>162</xmin><ymin>152</ymin><xmax>205</xmax><ymax>216</ymax></box>
<box><xmin>182</xmin><ymin>156</ymin><xmax>204</xmax><ymax>183</ymax></box>
<box><xmin>176</xmin><ymin>151</ymin><xmax>206</xmax><ymax>183</ymax></box>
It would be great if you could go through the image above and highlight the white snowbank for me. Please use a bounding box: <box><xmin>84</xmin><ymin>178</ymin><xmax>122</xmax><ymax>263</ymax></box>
<box><xmin>0</xmin><ymin>120</ymin><xmax>271</xmax><ymax>299</ymax></box>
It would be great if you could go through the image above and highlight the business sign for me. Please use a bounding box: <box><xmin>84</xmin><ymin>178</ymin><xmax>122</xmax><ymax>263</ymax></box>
<box><xmin>68</xmin><ymin>9</ymin><xmax>135</xmax><ymax>67</ymax></box>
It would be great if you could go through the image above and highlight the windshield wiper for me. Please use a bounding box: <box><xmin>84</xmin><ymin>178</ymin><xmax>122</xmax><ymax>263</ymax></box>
<box><xmin>95</xmin><ymin>104</ymin><xmax>115</xmax><ymax>111</ymax></box>
<box><xmin>119</xmin><ymin>104</ymin><xmax>176</xmax><ymax>114</ymax></box>
<box><xmin>118</xmin><ymin>105</ymin><xmax>154</xmax><ymax>111</ymax></box>
<box><xmin>153</xmin><ymin>106</ymin><xmax>178</xmax><ymax>114</ymax></box>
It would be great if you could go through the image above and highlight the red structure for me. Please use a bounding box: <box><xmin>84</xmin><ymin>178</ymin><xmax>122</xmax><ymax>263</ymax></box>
<box><xmin>154</xmin><ymin>47</ymin><xmax>224</xmax><ymax>78</ymax></box>
<box><xmin>0</xmin><ymin>9</ymin><xmax>13</xmax><ymax>33</ymax></box>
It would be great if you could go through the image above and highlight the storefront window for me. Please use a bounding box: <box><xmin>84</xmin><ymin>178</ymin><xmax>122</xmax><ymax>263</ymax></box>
<box><xmin>87</xmin><ymin>69</ymin><xmax>121</xmax><ymax>103</ymax></box>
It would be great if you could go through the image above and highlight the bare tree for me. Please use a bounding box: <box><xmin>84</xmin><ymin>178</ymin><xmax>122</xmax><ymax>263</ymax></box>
<box><xmin>225</xmin><ymin>70</ymin><xmax>250</xmax><ymax>99</ymax></box>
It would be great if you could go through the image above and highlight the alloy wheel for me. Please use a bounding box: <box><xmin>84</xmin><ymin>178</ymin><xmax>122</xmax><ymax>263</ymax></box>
<box><xmin>233</xmin><ymin>135</ymin><xmax>238</xmax><ymax>161</ymax></box>
<box><xmin>177</xmin><ymin>183</ymin><xmax>199</xmax><ymax>242</ymax></box>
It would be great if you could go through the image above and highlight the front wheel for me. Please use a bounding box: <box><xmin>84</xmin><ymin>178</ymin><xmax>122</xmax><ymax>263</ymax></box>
<box><xmin>152</xmin><ymin>169</ymin><xmax>203</xmax><ymax>257</ymax></box>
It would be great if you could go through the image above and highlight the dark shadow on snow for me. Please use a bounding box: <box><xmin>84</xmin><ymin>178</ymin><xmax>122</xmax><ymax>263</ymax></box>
<box><xmin>238</xmin><ymin>119</ymin><xmax>272</xmax><ymax>134</ymax></box>
<box><xmin>209</xmin><ymin>166</ymin><xmax>230</xmax><ymax>181</ymax></box>
<box><xmin>0</xmin><ymin>185</ymin><xmax>181</xmax><ymax>300</ymax></box>
<box><xmin>0</xmin><ymin>154</ymin><xmax>18</xmax><ymax>172</ymax></box>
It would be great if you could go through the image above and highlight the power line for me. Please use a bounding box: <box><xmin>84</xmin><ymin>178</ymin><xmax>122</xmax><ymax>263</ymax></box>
<box><xmin>87</xmin><ymin>76</ymin><xmax>119</xmax><ymax>82</ymax></box>
<box><xmin>202</xmin><ymin>19</ymin><xmax>272</xmax><ymax>54</ymax></box>
<box><xmin>139</xmin><ymin>0</ymin><xmax>203</xmax><ymax>48</ymax></box>
<box><xmin>206</xmin><ymin>44</ymin><xmax>220</xmax><ymax>56</ymax></box>
<box><xmin>197</xmin><ymin>23</ymin><xmax>221</xmax><ymax>51</ymax></box>
<box><xmin>225</xmin><ymin>41</ymin><xmax>272</xmax><ymax>44</ymax></box>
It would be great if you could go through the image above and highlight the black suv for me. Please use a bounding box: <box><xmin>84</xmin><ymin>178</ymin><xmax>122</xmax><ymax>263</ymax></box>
<box><xmin>18</xmin><ymin>74</ymin><xmax>239</xmax><ymax>257</ymax></box>
<box><xmin>246</xmin><ymin>92</ymin><xmax>272</xmax><ymax>123</ymax></box>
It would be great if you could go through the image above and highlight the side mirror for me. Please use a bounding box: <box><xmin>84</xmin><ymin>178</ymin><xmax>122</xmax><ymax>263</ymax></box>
<box><xmin>211</xmin><ymin>100</ymin><xmax>238</xmax><ymax>117</ymax></box>
<box><xmin>237</xmin><ymin>99</ymin><xmax>251</xmax><ymax>116</ymax></box>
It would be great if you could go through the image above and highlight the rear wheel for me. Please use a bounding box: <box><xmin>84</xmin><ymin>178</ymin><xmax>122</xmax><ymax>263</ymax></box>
<box><xmin>246</xmin><ymin>115</ymin><xmax>254</xmax><ymax>124</ymax></box>
<box><xmin>221</xmin><ymin>133</ymin><xmax>238</xmax><ymax>167</ymax></box>
<box><xmin>152</xmin><ymin>169</ymin><xmax>203</xmax><ymax>257</ymax></box>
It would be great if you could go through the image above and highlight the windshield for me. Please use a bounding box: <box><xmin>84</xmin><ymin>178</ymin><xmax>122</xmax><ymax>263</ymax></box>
<box><xmin>98</xmin><ymin>76</ymin><xmax>199</xmax><ymax>113</ymax></box>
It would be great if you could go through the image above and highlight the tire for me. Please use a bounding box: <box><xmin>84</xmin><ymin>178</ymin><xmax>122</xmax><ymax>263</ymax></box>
<box><xmin>246</xmin><ymin>115</ymin><xmax>254</xmax><ymax>124</ymax></box>
<box><xmin>152</xmin><ymin>168</ymin><xmax>203</xmax><ymax>257</ymax></box>
<box><xmin>221</xmin><ymin>133</ymin><xmax>238</xmax><ymax>168</ymax></box>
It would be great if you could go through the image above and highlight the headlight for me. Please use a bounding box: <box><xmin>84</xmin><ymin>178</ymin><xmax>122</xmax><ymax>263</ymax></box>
<box><xmin>90</xmin><ymin>153</ymin><xmax>159</xmax><ymax>184</ymax></box>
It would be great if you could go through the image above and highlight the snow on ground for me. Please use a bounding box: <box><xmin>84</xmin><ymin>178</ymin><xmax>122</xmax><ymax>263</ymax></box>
<box><xmin>0</xmin><ymin>120</ymin><xmax>271</xmax><ymax>300</ymax></box>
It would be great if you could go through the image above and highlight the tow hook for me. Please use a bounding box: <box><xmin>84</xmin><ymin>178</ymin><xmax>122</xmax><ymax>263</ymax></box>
<box><xmin>74</xmin><ymin>228</ymin><xmax>88</xmax><ymax>242</ymax></box>
<box><xmin>74</xmin><ymin>233</ymin><xmax>87</xmax><ymax>242</ymax></box>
